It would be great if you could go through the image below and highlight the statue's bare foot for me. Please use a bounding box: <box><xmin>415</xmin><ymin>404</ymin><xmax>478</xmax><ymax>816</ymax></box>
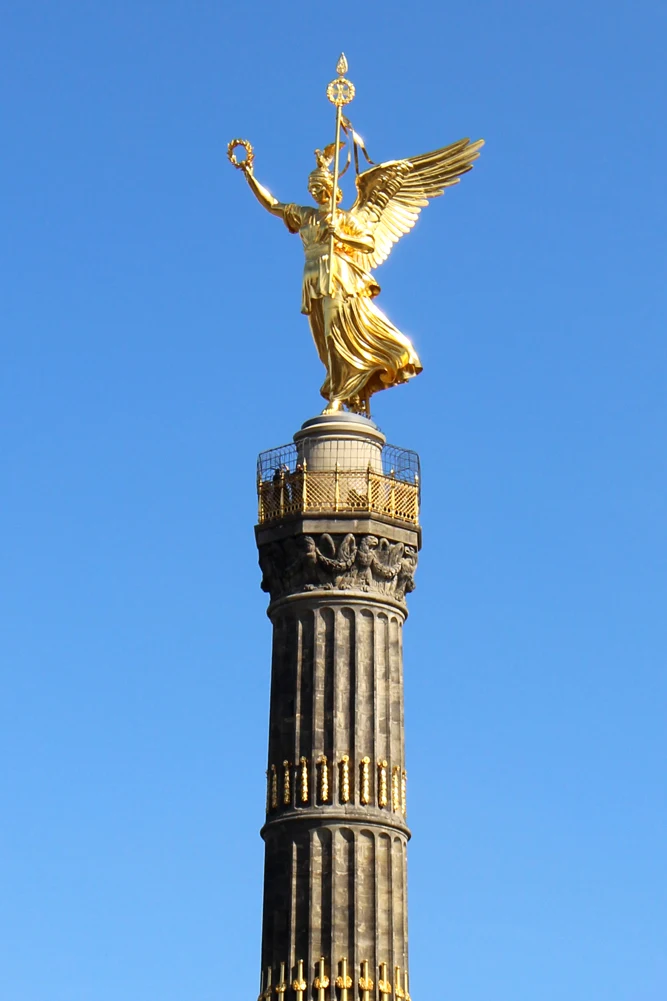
<box><xmin>322</xmin><ymin>399</ymin><xmax>343</xmax><ymax>414</ymax></box>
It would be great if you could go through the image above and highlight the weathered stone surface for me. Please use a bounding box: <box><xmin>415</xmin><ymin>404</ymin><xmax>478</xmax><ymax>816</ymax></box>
<box><xmin>258</xmin><ymin>532</ymin><xmax>418</xmax><ymax>605</ymax></box>
<box><xmin>257</xmin><ymin>591</ymin><xmax>413</xmax><ymax>995</ymax></box>
<box><xmin>261</xmin><ymin>823</ymin><xmax>409</xmax><ymax>990</ymax></box>
<box><xmin>255</xmin><ymin>421</ymin><xmax>419</xmax><ymax>998</ymax></box>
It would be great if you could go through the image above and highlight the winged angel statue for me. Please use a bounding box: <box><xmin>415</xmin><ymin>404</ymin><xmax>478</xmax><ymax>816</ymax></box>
<box><xmin>231</xmin><ymin>118</ymin><xmax>482</xmax><ymax>416</ymax></box>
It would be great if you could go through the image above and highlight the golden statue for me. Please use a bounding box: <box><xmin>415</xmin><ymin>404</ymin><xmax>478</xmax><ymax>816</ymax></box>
<box><xmin>229</xmin><ymin>55</ymin><xmax>483</xmax><ymax>416</ymax></box>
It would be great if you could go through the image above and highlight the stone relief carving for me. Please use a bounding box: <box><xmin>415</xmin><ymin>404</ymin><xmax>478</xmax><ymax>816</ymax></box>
<box><xmin>258</xmin><ymin>533</ymin><xmax>418</xmax><ymax>603</ymax></box>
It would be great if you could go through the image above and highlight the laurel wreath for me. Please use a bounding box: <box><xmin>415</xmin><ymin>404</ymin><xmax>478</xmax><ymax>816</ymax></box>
<box><xmin>326</xmin><ymin>77</ymin><xmax>355</xmax><ymax>107</ymax></box>
<box><xmin>227</xmin><ymin>138</ymin><xmax>254</xmax><ymax>170</ymax></box>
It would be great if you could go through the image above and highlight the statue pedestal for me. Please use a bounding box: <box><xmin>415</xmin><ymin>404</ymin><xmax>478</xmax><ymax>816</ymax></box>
<box><xmin>294</xmin><ymin>413</ymin><xmax>386</xmax><ymax>473</ymax></box>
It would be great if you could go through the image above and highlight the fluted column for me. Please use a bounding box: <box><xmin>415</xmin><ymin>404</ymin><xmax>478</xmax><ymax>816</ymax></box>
<box><xmin>255</xmin><ymin>414</ymin><xmax>419</xmax><ymax>1001</ymax></box>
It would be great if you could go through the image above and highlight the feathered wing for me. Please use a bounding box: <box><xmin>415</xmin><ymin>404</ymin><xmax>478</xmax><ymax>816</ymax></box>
<box><xmin>350</xmin><ymin>137</ymin><xmax>484</xmax><ymax>271</ymax></box>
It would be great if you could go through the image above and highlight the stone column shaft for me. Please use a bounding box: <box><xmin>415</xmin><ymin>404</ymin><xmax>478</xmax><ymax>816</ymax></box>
<box><xmin>255</xmin><ymin>415</ymin><xmax>419</xmax><ymax>1001</ymax></box>
<box><xmin>261</xmin><ymin>596</ymin><xmax>409</xmax><ymax>988</ymax></box>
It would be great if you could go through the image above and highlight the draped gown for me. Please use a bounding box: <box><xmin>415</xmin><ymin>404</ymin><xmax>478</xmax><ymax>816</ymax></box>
<box><xmin>283</xmin><ymin>203</ymin><xmax>422</xmax><ymax>410</ymax></box>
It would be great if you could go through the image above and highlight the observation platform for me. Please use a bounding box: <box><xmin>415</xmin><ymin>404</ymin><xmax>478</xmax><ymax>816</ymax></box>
<box><xmin>256</xmin><ymin>414</ymin><xmax>420</xmax><ymax>527</ymax></box>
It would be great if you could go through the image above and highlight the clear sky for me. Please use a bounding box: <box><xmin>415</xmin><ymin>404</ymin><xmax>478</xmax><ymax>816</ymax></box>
<box><xmin>2</xmin><ymin>1</ymin><xmax>666</xmax><ymax>999</ymax></box>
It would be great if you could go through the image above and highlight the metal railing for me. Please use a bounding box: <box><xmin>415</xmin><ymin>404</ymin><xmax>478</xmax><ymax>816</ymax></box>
<box><xmin>257</xmin><ymin>439</ymin><xmax>419</xmax><ymax>484</ymax></box>
<box><xmin>257</xmin><ymin>462</ymin><xmax>419</xmax><ymax>526</ymax></box>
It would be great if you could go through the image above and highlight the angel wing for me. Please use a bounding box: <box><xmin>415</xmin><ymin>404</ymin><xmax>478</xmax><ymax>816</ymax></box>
<box><xmin>349</xmin><ymin>137</ymin><xmax>484</xmax><ymax>271</ymax></box>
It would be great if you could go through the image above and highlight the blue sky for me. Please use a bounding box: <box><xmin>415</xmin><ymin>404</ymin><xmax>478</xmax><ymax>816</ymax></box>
<box><xmin>2</xmin><ymin>1</ymin><xmax>666</xmax><ymax>999</ymax></box>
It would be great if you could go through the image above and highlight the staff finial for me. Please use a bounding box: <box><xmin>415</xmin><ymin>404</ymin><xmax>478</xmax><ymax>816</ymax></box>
<box><xmin>325</xmin><ymin>56</ymin><xmax>355</xmax><ymax>298</ymax></box>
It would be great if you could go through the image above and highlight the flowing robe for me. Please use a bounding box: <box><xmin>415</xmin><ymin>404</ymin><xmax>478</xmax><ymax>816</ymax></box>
<box><xmin>283</xmin><ymin>204</ymin><xmax>422</xmax><ymax>408</ymax></box>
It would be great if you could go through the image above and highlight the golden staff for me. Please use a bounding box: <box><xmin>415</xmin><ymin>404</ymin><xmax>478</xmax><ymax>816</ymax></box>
<box><xmin>326</xmin><ymin>53</ymin><xmax>355</xmax><ymax>296</ymax></box>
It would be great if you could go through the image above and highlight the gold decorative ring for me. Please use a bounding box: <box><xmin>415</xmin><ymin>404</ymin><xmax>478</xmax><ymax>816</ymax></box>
<box><xmin>227</xmin><ymin>138</ymin><xmax>254</xmax><ymax>170</ymax></box>
<box><xmin>326</xmin><ymin>77</ymin><xmax>355</xmax><ymax>107</ymax></box>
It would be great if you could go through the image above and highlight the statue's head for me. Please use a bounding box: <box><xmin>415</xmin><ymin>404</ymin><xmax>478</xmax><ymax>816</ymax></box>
<box><xmin>308</xmin><ymin>146</ymin><xmax>342</xmax><ymax>206</ymax></box>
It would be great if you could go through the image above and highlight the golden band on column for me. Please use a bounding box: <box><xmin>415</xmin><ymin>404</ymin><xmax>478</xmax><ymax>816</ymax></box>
<box><xmin>360</xmin><ymin>756</ymin><xmax>371</xmax><ymax>804</ymax></box>
<box><xmin>392</xmin><ymin>766</ymin><xmax>400</xmax><ymax>811</ymax></box>
<box><xmin>378</xmin><ymin>963</ymin><xmax>392</xmax><ymax>995</ymax></box>
<box><xmin>314</xmin><ymin>958</ymin><xmax>329</xmax><ymax>1001</ymax></box>
<box><xmin>292</xmin><ymin>960</ymin><xmax>306</xmax><ymax>1001</ymax></box>
<box><xmin>340</xmin><ymin>755</ymin><xmax>350</xmax><ymax>803</ymax></box>
<box><xmin>336</xmin><ymin>958</ymin><xmax>352</xmax><ymax>1001</ymax></box>
<box><xmin>378</xmin><ymin>759</ymin><xmax>388</xmax><ymax>807</ymax></box>
<box><xmin>282</xmin><ymin>761</ymin><xmax>291</xmax><ymax>805</ymax></box>
<box><xmin>318</xmin><ymin>754</ymin><xmax>329</xmax><ymax>802</ymax></box>
<box><xmin>299</xmin><ymin>756</ymin><xmax>309</xmax><ymax>803</ymax></box>
<box><xmin>359</xmin><ymin>960</ymin><xmax>374</xmax><ymax>1001</ymax></box>
<box><xmin>276</xmin><ymin>963</ymin><xmax>287</xmax><ymax>996</ymax></box>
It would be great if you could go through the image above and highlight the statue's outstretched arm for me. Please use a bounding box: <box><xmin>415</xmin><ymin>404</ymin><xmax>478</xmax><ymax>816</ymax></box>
<box><xmin>243</xmin><ymin>167</ymin><xmax>286</xmax><ymax>220</ymax></box>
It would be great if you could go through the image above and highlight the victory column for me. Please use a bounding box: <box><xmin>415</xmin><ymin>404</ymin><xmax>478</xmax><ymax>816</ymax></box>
<box><xmin>229</xmin><ymin>55</ymin><xmax>483</xmax><ymax>1001</ymax></box>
